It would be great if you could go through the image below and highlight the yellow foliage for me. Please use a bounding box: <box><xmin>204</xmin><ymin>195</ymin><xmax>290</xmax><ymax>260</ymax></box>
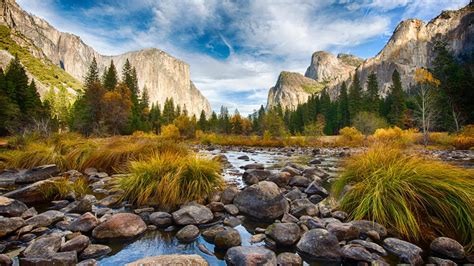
<box><xmin>452</xmin><ymin>136</ymin><xmax>474</xmax><ymax>150</ymax></box>
<box><xmin>414</xmin><ymin>68</ymin><xmax>440</xmax><ymax>87</ymax></box>
<box><xmin>160</xmin><ymin>124</ymin><xmax>181</xmax><ymax>141</ymax></box>
<box><xmin>338</xmin><ymin>127</ymin><xmax>364</xmax><ymax>146</ymax></box>
<box><xmin>371</xmin><ymin>127</ymin><xmax>418</xmax><ymax>146</ymax></box>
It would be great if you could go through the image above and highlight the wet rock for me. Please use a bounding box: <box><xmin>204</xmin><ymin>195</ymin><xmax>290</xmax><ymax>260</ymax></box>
<box><xmin>223</xmin><ymin>216</ymin><xmax>241</xmax><ymax>227</ymax></box>
<box><xmin>61</xmin><ymin>195</ymin><xmax>96</xmax><ymax>213</ymax></box>
<box><xmin>234</xmin><ymin>181</ymin><xmax>287</xmax><ymax>221</ymax></box>
<box><xmin>304</xmin><ymin>181</ymin><xmax>329</xmax><ymax>197</ymax></box>
<box><xmin>149</xmin><ymin>212</ymin><xmax>173</xmax><ymax>227</ymax></box>
<box><xmin>92</xmin><ymin>213</ymin><xmax>146</xmax><ymax>240</ymax></box>
<box><xmin>237</xmin><ymin>155</ymin><xmax>250</xmax><ymax>160</ymax></box>
<box><xmin>0</xmin><ymin>217</ymin><xmax>25</xmax><ymax>237</ymax></box>
<box><xmin>215</xmin><ymin>227</ymin><xmax>241</xmax><ymax>249</ymax></box>
<box><xmin>0</xmin><ymin>196</ymin><xmax>28</xmax><ymax>217</ymax></box>
<box><xmin>349</xmin><ymin>240</ymin><xmax>387</xmax><ymax>256</ymax></box>
<box><xmin>225</xmin><ymin>246</ymin><xmax>277</xmax><ymax>266</ymax></box>
<box><xmin>208</xmin><ymin>201</ymin><xmax>225</xmax><ymax>212</ymax></box>
<box><xmin>309</xmin><ymin>159</ymin><xmax>322</xmax><ymax>164</ymax></box>
<box><xmin>0</xmin><ymin>254</ymin><xmax>12</xmax><ymax>265</ymax></box>
<box><xmin>221</xmin><ymin>187</ymin><xmax>240</xmax><ymax>204</ymax></box>
<box><xmin>350</xmin><ymin>220</ymin><xmax>387</xmax><ymax>238</ymax></box>
<box><xmin>202</xmin><ymin>225</ymin><xmax>226</xmax><ymax>243</ymax></box>
<box><xmin>308</xmin><ymin>195</ymin><xmax>324</xmax><ymax>204</ymax></box>
<box><xmin>23</xmin><ymin>234</ymin><xmax>62</xmax><ymax>257</ymax></box>
<box><xmin>266</xmin><ymin>222</ymin><xmax>301</xmax><ymax>246</ymax></box>
<box><xmin>430</xmin><ymin>237</ymin><xmax>465</xmax><ymax>260</ymax></box>
<box><xmin>290</xmin><ymin>198</ymin><xmax>318</xmax><ymax>217</ymax></box>
<box><xmin>277</xmin><ymin>252</ymin><xmax>302</xmax><ymax>266</ymax></box>
<box><xmin>25</xmin><ymin>210</ymin><xmax>64</xmax><ymax>227</ymax></box>
<box><xmin>242</xmin><ymin>163</ymin><xmax>264</xmax><ymax>170</ymax></box>
<box><xmin>176</xmin><ymin>225</ymin><xmax>200</xmax><ymax>242</ymax></box>
<box><xmin>79</xmin><ymin>244</ymin><xmax>111</xmax><ymax>260</ymax></box>
<box><xmin>326</xmin><ymin>222</ymin><xmax>360</xmax><ymax>241</ymax></box>
<box><xmin>60</xmin><ymin>235</ymin><xmax>90</xmax><ymax>253</ymax></box>
<box><xmin>68</xmin><ymin>212</ymin><xmax>99</xmax><ymax>232</ymax></box>
<box><xmin>296</xmin><ymin>229</ymin><xmax>341</xmax><ymax>261</ymax></box>
<box><xmin>341</xmin><ymin>244</ymin><xmax>376</xmax><ymax>262</ymax></box>
<box><xmin>428</xmin><ymin>256</ymin><xmax>457</xmax><ymax>266</ymax></box>
<box><xmin>3</xmin><ymin>179</ymin><xmax>55</xmax><ymax>204</ymax></box>
<box><xmin>15</xmin><ymin>164</ymin><xmax>59</xmax><ymax>184</ymax></box>
<box><xmin>97</xmin><ymin>194</ymin><xmax>121</xmax><ymax>208</ymax></box>
<box><xmin>224</xmin><ymin>204</ymin><xmax>239</xmax><ymax>215</ymax></box>
<box><xmin>250</xmin><ymin>234</ymin><xmax>266</xmax><ymax>244</ymax></box>
<box><xmin>198</xmin><ymin>243</ymin><xmax>214</xmax><ymax>256</ymax></box>
<box><xmin>172</xmin><ymin>203</ymin><xmax>213</xmax><ymax>225</ymax></box>
<box><xmin>243</xmin><ymin>169</ymin><xmax>273</xmax><ymax>185</ymax></box>
<box><xmin>20</xmin><ymin>251</ymin><xmax>77</xmax><ymax>265</ymax></box>
<box><xmin>127</xmin><ymin>255</ymin><xmax>208</xmax><ymax>266</ymax></box>
<box><xmin>383</xmin><ymin>237</ymin><xmax>423</xmax><ymax>265</ymax></box>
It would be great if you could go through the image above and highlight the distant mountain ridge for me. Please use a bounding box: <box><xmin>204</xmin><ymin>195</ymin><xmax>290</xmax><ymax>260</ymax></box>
<box><xmin>0</xmin><ymin>0</ymin><xmax>211</xmax><ymax>116</ymax></box>
<box><xmin>267</xmin><ymin>3</ymin><xmax>474</xmax><ymax>110</ymax></box>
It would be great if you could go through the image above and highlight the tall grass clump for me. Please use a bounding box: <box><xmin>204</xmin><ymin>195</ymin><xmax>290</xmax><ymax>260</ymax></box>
<box><xmin>41</xmin><ymin>176</ymin><xmax>90</xmax><ymax>200</ymax></box>
<box><xmin>0</xmin><ymin>143</ymin><xmax>65</xmax><ymax>170</ymax></box>
<box><xmin>333</xmin><ymin>145</ymin><xmax>474</xmax><ymax>249</ymax></box>
<box><xmin>370</xmin><ymin>127</ymin><xmax>419</xmax><ymax>146</ymax></box>
<box><xmin>337</xmin><ymin>127</ymin><xmax>364</xmax><ymax>146</ymax></box>
<box><xmin>119</xmin><ymin>152</ymin><xmax>224</xmax><ymax>208</ymax></box>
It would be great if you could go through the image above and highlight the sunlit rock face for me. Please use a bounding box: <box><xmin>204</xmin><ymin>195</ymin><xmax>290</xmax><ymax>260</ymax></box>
<box><xmin>0</xmin><ymin>0</ymin><xmax>211</xmax><ymax>116</ymax></box>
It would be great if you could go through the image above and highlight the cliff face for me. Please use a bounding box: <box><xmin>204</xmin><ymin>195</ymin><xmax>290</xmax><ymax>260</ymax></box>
<box><xmin>266</xmin><ymin>71</ymin><xmax>324</xmax><ymax>110</ymax></box>
<box><xmin>267</xmin><ymin>4</ymin><xmax>473</xmax><ymax>107</ymax></box>
<box><xmin>0</xmin><ymin>0</ymin><xmax>211</xmax><ymax>116</ymax></box>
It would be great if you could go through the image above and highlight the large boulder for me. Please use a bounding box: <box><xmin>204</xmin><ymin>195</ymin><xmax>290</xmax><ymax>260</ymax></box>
<box><xmin>202</xmin><ymin>225</ymin><xmax>226</xmax><ymax>243</ymax></box>
<box><xmin>149</xmin><ymin>212</ymin><xmax>173</xmax><ymax>227</ymax></box>
<box><xmin>25</xmin><ymin>210</ymin><xmax>65</xmax><ymax>227</ymax></box>
<box><xmin>220</xmin><ymin>187</ymin><xmax>240</xmax><ymax>204</ymax></box>
<box><xmin>15</xmin><ymin>164</ymin><xmax>59</xmax><ymax>184</ymax></box>
<box><xmin>0</xmin><ymin>217</ymin><xmax>25</xmax><ymax>237</ymax></box>
<box><xmin>172</xmin><ymin>204</ymin><xmax>213</xmax><ymax>225</ymax></box>
<box><xmin>126</xmin><ymin>255</ymin><xmax>208</xmax><ymax>266</ymax></box>
<box><xmin>430</xmin><ymin>237</ymin><xmax>465</xmax><ymax>260</ymax></box>
<box><xmin>242</xmin><ymin>169</ymin><xmax>273</xmax><ymax>185</ymax></box>
<box><xmin>92</xmin><ymin>213</ymin><xmax>146</xmax><ymax>240</ymax></box>
<box><xmin>68</xmin><ymin>212</ymin><xmax>99</xmax><ymax>232</ymax></box>
<box><xmin>233</xmin><ymin>181</ymin><xmax>287</xmax><ymax>221</ymax></box>
<box><xmin>3</xmin><ymin>179</ymin><xmax>55</xmax><ymax>204</ymax></box>
<box><xmin>214</xmin><ymin>227</ymin><xmax>241</xmax><ymax>249</ymax></box>
<box><xmin>225</xmin><ymin>246</ymin><xmax>277</xmax><ymax>266</ymax></box>
<box><xmin>383</xmin><ymin>237</ymin><xmax>423</xmax><ymax>265</ymax></box>
<box><xmin>265</xmin><ymin>223</ymin><xmax>301</xmax><ymax>246</ymax></box>
<box><xmin>0</xmin><ymin>196</ymin><xmax>28</xmax><ymax>217</ymax></box>
<box><xmin>176</xmin><ymin>225</ymin><xmax>200</xmax><ymax>243</ymax></box>
<box><xmin>296</xmin><ymin>229</ymin><xmax>341</xmax><ymax>261</ymax></box>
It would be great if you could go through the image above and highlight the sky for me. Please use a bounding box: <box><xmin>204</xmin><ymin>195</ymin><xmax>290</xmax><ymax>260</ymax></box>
<box><xmin>17</xmin><ymin>0</ymin><xmax>469</xmax><ymax>115</ymax></box>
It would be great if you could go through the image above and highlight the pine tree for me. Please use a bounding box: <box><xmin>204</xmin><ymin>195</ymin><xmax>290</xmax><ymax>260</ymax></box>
<box><xmin>387</xmin><ymin>69</ymin><xmax>406</xmax><ymax>128</ymax></box>
<box><xmin>85</xmin><ymin>58</ymin><xmax>99</xmax><ymax>88</ymax></box>
<box><xmin>338</xmin><ymin>81</ymin><xmax>350</xmax><ymax>127</ymax></box>
<box><xmin>365</xmin><ymin>72</ymin><xmax>380</xmax><ymax>113</ymax></box>
<box><xmin>162</xmin><ymin>98</ymin><xmax>176</xmax><ymax>125</ymax></box>
<box><xmin>209</xmin><ymin>111</ymin><xmax>219</xmax><ymax>132</ymax></box>
<box><xmin>348</xmin><ymin>73</ymin><xmax>362</xmax><ymax>118</ymax></box>
<box><xmin>103</xmin><ymin>60</ymin><xmax>118</xmax><ymax>91</ymax></box>
<box><xmin>198</xmin><ymin>110</ymin><xmax>208</xmax><ymax>131</ymax></box>
<box><xmin>0</xmin><ymin>67</ymin><xmax>19</xmax><ymax>135</ymax></box>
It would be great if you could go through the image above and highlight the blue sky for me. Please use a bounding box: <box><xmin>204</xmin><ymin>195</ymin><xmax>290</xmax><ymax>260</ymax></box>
<box><xmin>17</xmin><ymin>0</ymin><xmax>469</xmax><ymax>115</ymax></box>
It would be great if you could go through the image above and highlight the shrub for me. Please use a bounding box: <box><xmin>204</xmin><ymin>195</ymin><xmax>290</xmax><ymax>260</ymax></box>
<box><xmin>371</xmin><ymin>127</ymin><xmax>418</xmax><ymax>146</ymax></box>
<box><xmin>119</xmin><ymin>152</ymin><xmax>223</xmax><ymax>207</ymax></box>
<box><xmin>338</xmin><ymin>127</ymin><xmax>364</xmax><ymax>146</ymax></box>
<box><xmin>160</xmin><ymin>124</ymin><xmax>181</xmax><ymax>141</ymax></box>
<box><xmin>352</xmin><ymin>112</ymin><xmax>388</xmax><ymax>135</ymax></box>
<box><xmin>452</xmin><ymin>136</ymin><xmax>474</xmax><ymax>150</ymax></box>
<box><xmin>333</xmin><ymin>145</ymin><xmax>474</xmax><ymax>248</ymax></box>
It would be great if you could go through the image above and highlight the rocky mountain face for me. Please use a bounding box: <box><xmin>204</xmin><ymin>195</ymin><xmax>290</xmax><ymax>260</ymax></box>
<box><xmin>0</xmin><ymin>0</ymin><xmax>211</xmax><ymax>116</ymax></box>
<box><xmin>266</xmin><ymin>71</ymin><xmax>324</xmax><ymax>110</ymax></box>
<box><xmin>267</xmin><ymin>3</ymin><xmax>473</xmax><ymax>108</ymax></box>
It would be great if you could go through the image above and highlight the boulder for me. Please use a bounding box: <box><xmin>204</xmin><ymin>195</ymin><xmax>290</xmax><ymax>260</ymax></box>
<box><xmin>20</xmin><ymin>251</ymin><xmax>77</xmax><ymax>265</ymax></box>
<box><xmin>126</xmin><ymin>255</ymin><xmax>208</xmax><ymax>266</ymax></box>
<box><xmin>281</xmin><ymin>166</ymin><xmax>300</xmax><ymax>177</ymax></box>
<box><xmin>243</xmin><ymin>169</ymin><xmax>273</xmax><ymax>185</ymax></box>
<box><xmin>296</xmin><ymin>229</ymin><xmax>341</xmax><ymax>261</ymax></box>
<box><xmin>15</xmin><ymin>164</ymin><xmax>59</xmax><ymax>184</ymax></box>
<box><xmin>237</xmin><ymin>155</ymin><xmax>250</xmax><ymax>160</ymax></box>
<box><xmin>284</xmin><ymin>188</ymin><xmax>305</xmax><ymax>201</ymax></box>
<box><xmin>304</xmin><ymin>181</ymin><xmax>329</xmax><ymax>197</ymax></box>
<box><xmin>326</xmin><ymin>222</ymin><xmax>360</xmax><ymax>241</ymax></box>
<box><xmin>242</xmin><ymin>163</ymin><xmax>264</xmax><ymax>170</ymax></box>
<box><xmin>21</xmin><ymin>207</ymin><xmax>38</xmax><ymax>219</ymax></box>
<box><xmin>0</xmin><ymin>217</ymin><xmax>25</xmax><ymax>237</ymax></box>
<box><xmin>60</xmin><ymin>235</ymin><xmax>90</xmax><ymax>253</ymax></box>
<box><xmin>25</xmin><ymin>210</ymin><xmax>65</xmax><ymax>227</ymax></box>
<box><xmin>97</xmin><ymin>194</ymin><xmax>121</xmax><ymax>207</ymax></box>
<box><xmin>202</xmin><ymin>225</ymin><xmax>226</xmax><ymax>243</ymax></box>
<box><xmin>79</xmin><ymin>244</ymin><xmax>111</xmax><ymax>260</ymax></box>
<box><xmin>350</xmin><ymin>220</ymin><xmax>387</xmax><ymax>238</ymax></box>
<box><xmin>23</xmin><ymin>234</ymin><xmax>62</xmax><ymax>257</ymax></box>
<box><xmin>267</xmin><ymin>171</ymin><xmax>292</xmax><ymax>187</ymax></box>
<box><xmin>172</xmin><ymin>204</ymin><xmax>213</xmax><ymax>225</ymax></box>
<box><xmin>290</xmin><ymin>198</ymin><xmax>318</xmax><ymax>217</ymax></box>
<box><xmin>430</xmin><ymin>237</ymin><xmax>465</xmax><ymax>260</ymax></box>
<box><xmin>383</xmin><ymin>237</ymin><xmax>423</xmax><ymax>265</ymax></box>
<box><xmin>0</xmin><ymin>196</ymin><xmax>28</xmax><ymax>217</ymax></box>
<box><xmin>215</xmin><ymin>227</ymin><xmax>241</xmax><ymax>249</ymax></box>
<box><xmin>149</xmin><ymin>212</ymin><xmax>173</xmax><ymax>227</ymax></box>
<box><xmin>92</xmin><ymin>213</ymin><xmax>146</xmax><ymax>240</ymax></box>
<box><xmin>289</xmin><ymin>176</ymin><xmax>311</xmax><ymax>187</ymax></box>
<box><xmin>277</xmin><ymin>252</ymin><xmax>302</xmax><ymax>266</ymax></box>
<box><xmin>208</xmin><ymin>201</ymin><xmax>225</xmax><ymax>212</ymax></box>
<box><xmin>331</xmin><ymin>211</ymin><xmax>348</xmax><ymax>221</ymax></box>
<box><xmin>250</xmin><ymin>234</ymin><xmax>266</xmax><ymax>244</ymax></box>
<box><xmin>349</xmin><ymin>240</ymin><xmax>387</xmax><ymax>256</ymax></box>
<box><xmin>308</xmin><ymin>195</ymin><xmax>324</xmax><ymax>204</ymax></box>
<box><xmin>221</xmin><ymin>187</ymin><xmax>240</xmax><ymax>204</ymax></box>
<box><xmin>3</xmin><ymin>179</ymin><xmax>54</xmax><ymax>204</ymax></box>
<box><xmin>60</xmin><ymin>195</ymin><xmax>96</xmax><ymax>213</ymax></box>
<box><xmin>428</xmin><ymin>256</ymin><xmax>457</xmax><ymax>266</ymax></box>
<box><xmin>0</xmin><ymin>254</ymin><xmax>12</xmax><ymax>266</ymax></box>
<box><xmin>341</xmin><ymin>244</ymin><xmax>376</xmax><ymax>262</ymax></box>
<box><xmin>223</xmin><ymin>216</ymin><xmax>241</xmax><ymax>227</ymax></box>
<box><xmin>0</xmin><ymin>170</ymin><xmax>20</xmax><ymax>186</ymax></box>
<box><xmin>224</xmin><ymin>204</ymin><xmax>239</xmax><ymax>215</ymax></box>
<box><xmin>68</xmin><ymin>212</ymin><xmax>99</xmax><ymax>232</ymax></box>
<box><xmin>176</xmin><ymin>225</ymin><xmax>200</xmax><ymax>242</ymax></box>
<box><xmin>265</xmin><ymin>223</ymin><xmax>301</xmax><ymax>246</ymax></box>
<box><xmin>225</xmin><ymin>246</ymin><xmax>277</xmax><ymax>266</ymax></box>
<box><xmin>233</xmin><ymin>181</ymin><xmax>287</xmax><ymax>221</ymax></box>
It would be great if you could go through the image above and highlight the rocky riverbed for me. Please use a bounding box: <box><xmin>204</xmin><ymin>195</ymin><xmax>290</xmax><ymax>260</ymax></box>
<box><xmin>0</xmin><ymin>146</ymin><xmax>472</xmax><ymax>265</ymax></box>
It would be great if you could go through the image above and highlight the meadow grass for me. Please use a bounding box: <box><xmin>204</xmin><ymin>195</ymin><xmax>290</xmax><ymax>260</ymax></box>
<box><xmin>332</xmin><ymin>145</ymin><xmax>474</xmax><ymax>250</ymax></box>
<box><xmin>41</xmin><ymin>176</ymin><xmax>90</xmax><ymax>200</ymax></box>
<box><xmin>118</xmin><ymin>152</ymin><xmax>224</xmax><ymax>208</ymax></box>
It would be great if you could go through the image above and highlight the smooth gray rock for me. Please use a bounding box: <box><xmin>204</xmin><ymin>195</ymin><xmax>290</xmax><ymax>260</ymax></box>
<box><xmin>20</xmin><ymin>251</ymin><xmax>77</xmax><ymax>266</ymax></box>
<box><xmin>68</xmin><ymin>212</ymin><xmax>99</xmax><ymax>232</ymax></box>
<box><xmin>350</xmin><ymin>220</ymin><xmax>387</xmax><ymax>238</ymax></box>
<box><xmin>3</xmin><ymin>179</ymin><xmax>54</xmax><ymax>204</ymax></box>
<box><xmin>265</xmin><ymin>222</ymin><xmax>301</xmax><ymax>246</ymax></box>
<box><xmin>176</xmin><ymin>225</ymin><xmax>200</xmax><ymax>242</ymax></box>
<box><xmin>23</xmin><ymin>234</ymin><xmax>62</xmax><ymax>257</ymax></box>
<box><xmin>430</xmin><ymin>237</ymin><xmax>465</xmax><ymax>260</ymax></box>
<box><xmin>243</xmin><ymin>169</ymin><xmax>273</xmax><ymax>185</ymax></box>
<box><xmin>60</xmin><ymin>235</ymin><xmax>90</xmax><ymax>252</ymax></box>
<box><xmin>26</xmin><ymin>210</ymin><xmax>64</xmax><ymax>227</ymax></box>
<box><xmin>0</xmin><ymin>217</ymin><xmax>25</xmax><ymax>237</ymax></box>
<box><xmin>277</xmin><ymin>252</ymin><xmax>302</xmax><ymax>266</ymax></box>
<box><xmin>79</xmin><ymin>244</ymin><xmax>111</xmax><ymax>260</ymax></box>
<box><xmin>202</xmin><ymin>225</ymin><xmax>226</xmax><ymax>243</ymax></box>
<box><xmin>296</xmin><ymin>229</ymin><xmax>341</xmax><ymax>261</ymax></box>
<box><xmin>149</xmin><ymin>212</ymin><xmax>173</xmax><ymax>227</ymax></box>
<box><xmin>428</xmin><ymin>256</ymin><xmax>457</xmax><ymax>266</ymax></box>
<box><xmin>349</xmin><ymin>240</ymin><xmax>387</xmax><ymax>256</ymax></box>
<box><xmin>326</xmin><ymin>222</ymin><xmax>360</xmax><ymax>241</ymax></box>
<box><xmin>341</xmin><ymin>244</ymin><xmax>376</xmax><ymax>262</ymax></box>
<box><xmin>383</xmin><ymin>237</ymin><xmax>423</xmax><ymax>265</ymax></box>
<box><xmin>0</xmin><ymin>196</ymin><xmax>28</xmax><ymax>217</ymax></box>
<box><xmin>92</xmin><ymin>213</ymin><xmax>146</xmax><ymax>240</ymax></box>
<box><xmin>60</xmin><ymin>195</ymin><xmax>96</xmax><ymax>213</ymax></box>
<box><xmin>172</xmin><ymin>203</ymin><xmax>213</xmax><ymax>225</ymax></box>
<box><xmin>215</xmin><ymin>227</ymin><xmax>241</xmax><ymax>249</ymax></box>
<box><xmin>15</xmin><ymin>164</ymin><xmax>59</xmax><ymax>184</ymax></box>
<box><xmin>221</xmin><ymin>187</ymin><xmax>240</xmax><ymax>204</ymax></box>
<box><xmin>225</xmin><ymin>246</ymin><xmax>277</xmax><ymax>266</ymax></box>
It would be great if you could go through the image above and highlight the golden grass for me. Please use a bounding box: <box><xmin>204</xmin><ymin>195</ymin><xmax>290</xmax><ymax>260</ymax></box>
<box><xmin>336</xmin><ymin>127</ymin><xmax>365</xmax><ymax>146</ymax></box>
<box><xmin>370</xmin><ymin>127</ymin><xmax>419</xmax><ymax>147</ymax></box>
<box><xmin>333</xmin><ymin>145</ymin><xmax>474</xmax><ymax>250</ymax></box>
<box><xmin>41</xmin><ymin>176</ymin><xmax>90</xmax><ymax>200</ymax></box>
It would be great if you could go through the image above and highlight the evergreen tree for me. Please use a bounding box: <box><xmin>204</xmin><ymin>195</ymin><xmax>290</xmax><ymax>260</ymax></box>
<box><xmin>387</xmin><ymin>69</ymin><xmax>406</xmax><ymax>128</ymax></box>
<box><xmin>0</xmin><ymin>67</ymin><xmax>19</xmax><ymax>135</ymax></box>
<box><xmin>103</xmin><ymin>60</ymin><xmax>118</xmax><ymax>91</ymax></box>
<box><xmin>149</xmin><ymin>103</ymin><xmax>161</xmax><ymax>133</ymax></box>
<box><xmin>208</xmin><ymin>111</ymin><xmax>219</xmax><ymax>132</ymax></box>
<box><xmin>161</xmin><ymin>98</ymin><xmax>176</xmax><ymax>125</ymax></box>
<box><xmin>85</xmin><ymin>58</ymin><xmax>99</xmax><ymax>88</ymax></box>
<box><xmin>348</xmin><ymin>73</ymin><xmax>362</xmax><ymax>118</ymax></box>
<box><xmin>338</xmin><ymin>81</ymin><xmax>350</xmax><ymax>128</ymax></box>
<box><xmin>365</xmin><ymin>72</ymin><xmax>380</xmax><ymax>113</ymax></box>
<box><xmin>198</xmin><ymin>110</ymin><xmax>208</xmax><ymax>131</ymax></box>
